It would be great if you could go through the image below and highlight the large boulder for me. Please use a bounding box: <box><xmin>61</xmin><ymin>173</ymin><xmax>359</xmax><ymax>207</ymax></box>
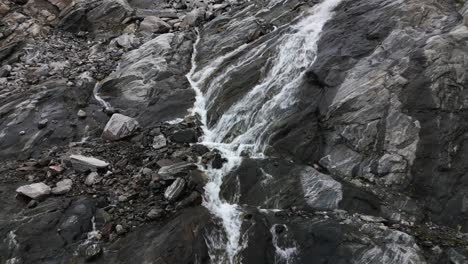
<box><xmin>102</xmin><ymin>113</ymin><xmax>140</xmax><ymax>141</ymax></box>
<box><xmin>16</xmin><ymin>182</ymin><xmax>51</xmax><ymax>199</ymax></box>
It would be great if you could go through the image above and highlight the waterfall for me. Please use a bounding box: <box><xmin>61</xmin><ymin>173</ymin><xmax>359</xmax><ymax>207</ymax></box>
<box><xmin>186</xmin><ymin>0</ymin><xmax>343</xmax><ymax>262</ymax></box>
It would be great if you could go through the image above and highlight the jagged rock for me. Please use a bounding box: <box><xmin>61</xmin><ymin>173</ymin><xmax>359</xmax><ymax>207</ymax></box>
<box><xmin>38</xmin><ymin>118</ymin><xmax>48</xmax><ymax>129</ymax></box>
<box><xmin>51</xmin><ymin>179</ymin><xmax>73</xmax><ymax>195</ymax></box>
<box><xmin>152</xmin><ymin>134</ymin><xmax>167</xmax><ymax>149</ymax></box>
<box><xmin>70</xmin><ymin>155</ymin><xmax>109</xmax><ymax>172</ymax></box>
<box><xmin>164</xmin><ymin>178</ymin><xmax>186</xmax><ymax>202</ymax></box>
<box><xmin>102</xmin><ymin>113</ymin><xmax>140</xmax><ymax>141</ymax></box>
<box><xmin>113</xmin><ymin>33</ymin><xmax>138</xmax><ymax>49</ymax></box>
<box><xmin>77</xmin><ymin>109</ymin><xmax>87</xmax><ymax>118</ymax></box>
<box><xmin>158</xmin><ymin>162</ymin><xmax>197</xmax><ymax>179</ymax></box>
<box><xmin>16</xmin><ymin>182</ymin><xmax>51</xmax><ymax>199</ymax></box>
<box><xmin>85</xmin><ymin>244</ymin><xmax>102</xmax><ymax>261</ymax></box>
<box><xmin>139</xmin><ymin>16</ymin><xmax>171</xmax><ymax>33</ymax></box>
<box><xmin>180</xmin><ymin>8</ymin><xmax>205</xmax><ymax>29</ymax></box>
<box><xmin>171</xmin><ymin>128</ymin><xmax>198</xmax><ymax>143</ymax></box>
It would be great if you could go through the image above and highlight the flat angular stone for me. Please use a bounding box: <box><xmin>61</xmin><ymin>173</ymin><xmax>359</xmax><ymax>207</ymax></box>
<box><xmin>102</xmin><ymin>113</ymin><xmax>140</xmax><ymax>141</ymax></box>
<box><xmin>70</xmin><ymin>155</ymin><xmax>109</xmax><ymax>172</ymax></box>
<box><xmin>51</xmin><ymin>179</ymin><xmax>73</xmax><ymax>195</ymax></box>
<box><xmin>16</xmin><ymin>182</ymin><xmax>51</xmax><ymax>199</ymax></box>
<box><xmin>158</xmin><ymin>162</ymin><xmax>197</xmax><ymax>179</ymax></box>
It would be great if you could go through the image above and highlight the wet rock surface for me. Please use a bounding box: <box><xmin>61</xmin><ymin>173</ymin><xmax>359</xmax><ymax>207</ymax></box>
<box><xmin>1</xmin><ymin>0</ymin><xmax>468</xmax><ymax>263</ymax></box>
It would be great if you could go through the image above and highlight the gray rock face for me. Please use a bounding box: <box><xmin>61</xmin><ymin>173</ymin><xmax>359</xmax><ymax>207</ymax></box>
<box><xmin>158</xmin><ymin>162</ymin><xmax>197</xmax><ymax>179</ymax></box>
<box><xmin>51</xmin><ymin>179</ymin><xmax>73</xmax><ymax>195</ymax></box>
<box><xmin>164</xmin><ymin>178</ymin><xmax>186</xmax><ymax>201</ymax></box>
<box><xmin>102</xmin><ymin>113</ymin><xmax>140</xmax><ymax>141</ymax></box>
<box><xmin>139</xmin><ymin>16</ymin><xmax>171</xmax><ymax>33</ymax></box>
<box><xmin>300</xmin><ymin>167</ymin><xmax>342</xmax><ymax>210</ymax></box>
<box><xmin>70</xmin><ymin>155</ymin><xmax>109</xmax><ymax>172</ymax></box>
<box><xmin>16</xmin><ymin>182</ymin><xmax>51</xmax><ymax>199</ymax></box>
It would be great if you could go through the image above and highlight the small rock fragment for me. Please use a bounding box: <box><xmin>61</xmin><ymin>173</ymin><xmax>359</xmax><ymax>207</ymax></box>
<box><xmin>102</xmin><ymin>113</ymin><xmax>140</xmax><ymax>141</ymax></box>
<box><xmin>70</xmin><ymin>155</ymin><xmax>109</xmax><ymax>172</ymax></box>
<box><xmin>115</xmin><ymin>224</ymin><xmax>125</xmax><ymax>235</ymax></box>
<box><xmin>77</xmin><ymin>109</ymin><xmax>87</xmax><ymax>118</ymax></box>
<box><xmin>152</xmin><ymin>134</ymin><xmax>167</xmax><ymax>149</ymax></box>
<box><xmin>164</xmin><ymin>178</ymin><xmax>186</xmax><ymax>202</ymax></box>
<box><xmin>51</xmin><ymin>179</ymin><xmax>73</xmax><ymax>195</ymax></box>
<box><xmin>85</xmin><ymin>244</ymin><xmax>102</xmax><ymax>261</ymax></box>
<box><xmin>16</xmin><ymin>182</ymin><xmax>51</xmax><ymax>199</ymax></box>
<box><xmin>85</xmin><ymin>172</ymin><xmax>99</xmax><ymax>186</ymax></box>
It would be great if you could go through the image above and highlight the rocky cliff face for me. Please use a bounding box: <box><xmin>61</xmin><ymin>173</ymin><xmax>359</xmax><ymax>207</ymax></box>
<box><xmin>1</xmin><ymin>0</ymin><xmax>468</xmax><ymax>263</ymax></box>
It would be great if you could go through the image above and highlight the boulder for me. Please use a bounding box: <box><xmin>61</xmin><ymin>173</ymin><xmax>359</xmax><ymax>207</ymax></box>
<box><xmin>152</xmin><ymin>134</ymin><xmax>167</xmax><ymax>149</ymax></box>
<box><xmin>158</xmin><ymin>162</ymin><xmax>197</xmax><ymax>179</ymax></box>
<box><xmin>139</xmin><ymin>16</ymin><xmax>171</xmax><ymax>33</ymax></box>
<box><xmin>51</xmin><ymin>179</ymin><xmax>73</xmax><ymax>195</ymax></box>
<box><xmin>102</xmin><ymin>113</ymin><xmax>140</xmax><ymax>141</ymax></box>
<box><xmin>171</xmin><ymin>128</ymin><xmax>198</xmax><ymax>143</ymax></box>
<box><xmin>86</xmin><ymin>0</ymin><xmax>133</xmax><ymax>30</ymax></box>
<box><xmin>16</xmin><ymin>182</ymin><xmax>51</xmax><ymax>199</ymax></box>
<box><xmin>164</xmin><ymin>178</ymin><xmax>186</xmax><ymax>202</ymax></box>
<box><xmin>70</xmin><ymin>155</ymin><xmax>109</xmax><ymax>172</ymax></box>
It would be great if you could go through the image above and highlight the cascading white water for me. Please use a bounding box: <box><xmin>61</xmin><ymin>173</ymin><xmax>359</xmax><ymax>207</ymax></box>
<box><xmin>186</xmin><ymin>0</ymin><xmax>343</xmax><ymax>262</ymax></box>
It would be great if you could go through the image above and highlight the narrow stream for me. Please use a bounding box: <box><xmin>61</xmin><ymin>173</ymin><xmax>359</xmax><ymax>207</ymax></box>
<box><xmin>189</xmin><ymin>0</ymin><xmax>343</xmax><ymax>262</ymax></box>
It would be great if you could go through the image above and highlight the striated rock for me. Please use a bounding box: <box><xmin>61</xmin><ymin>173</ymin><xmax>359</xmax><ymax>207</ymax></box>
<box><xmin>139</xmin><ymin>16</ymin><xmax>171</xmax><ymax>33</ymax></box>
<box><xmin>51</xmin><ymin>179</ymin><xmax>73</xmax><ymax>195</ymax></box>
<box><xmin>300</xmin><ymin>167</ymin><xmax>342</xmax><ymax>210</ymax></box>
<box><xmin>102</xmin><ymin>113</ymin><xmax>140</xmax><ymax>141</ymax></box>
<box><xmin>16</xmin><ymin>182</ymin><xmax>51</xmax><ymax>199</ymax></box>
<box><xmin>158</xmin><ymin>162</ymin><xmax>197</xmax><ymax>179</ymax></box>
<box><xmin>164</xmin><ymin>178</ymin><xmax>186</xmax><ymax>202</ymax></box>
<box><xmin>70</xmin><ymin>155</ymin><xmax>109</xmax><ymax>172</ymax></box>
